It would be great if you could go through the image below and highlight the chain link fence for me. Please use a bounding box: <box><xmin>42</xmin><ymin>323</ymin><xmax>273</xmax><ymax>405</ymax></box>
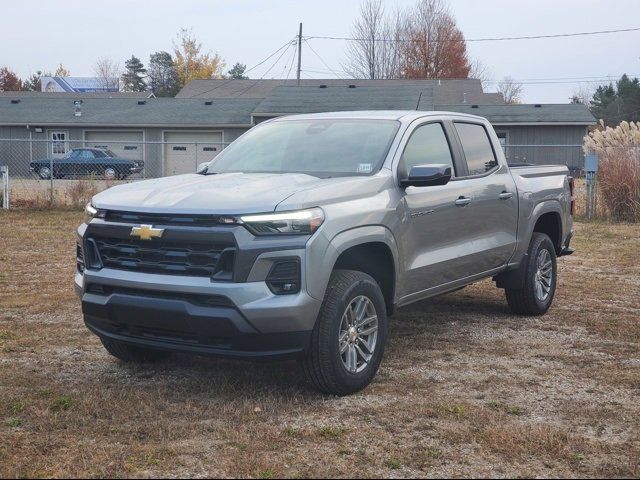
<box><xmin>0</xmin><ymin>139</ymin><xmax>600</xmax><ymax>209</ymax></box>
<box><xmin>0</xmin><ymin>138</ymin><xmax>228</xmax><ymax>208</ymax></box>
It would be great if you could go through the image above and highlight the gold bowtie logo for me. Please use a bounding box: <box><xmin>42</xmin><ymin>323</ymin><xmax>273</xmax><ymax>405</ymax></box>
<box><xmin>130</xmin><ymin>224</ymin><xmax>164</xmax><ymax>241</ymax></box>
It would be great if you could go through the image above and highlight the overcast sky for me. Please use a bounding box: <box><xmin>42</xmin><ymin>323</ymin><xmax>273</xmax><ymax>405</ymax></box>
<box><xmin>2</xmin><ymin>0</ymin><xmax>639</xmax><ymax>102</ymax></box>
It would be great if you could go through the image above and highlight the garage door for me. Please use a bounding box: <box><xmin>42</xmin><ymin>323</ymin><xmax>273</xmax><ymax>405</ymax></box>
<box><xmin>85</xmin><ymin>131</ymin><xmax>143</xmax><ymax>160</ymax></box>
<box><xmin>164</xmin><ymin>131</ymin><xmax>224</xmax><ymax>176</ymax></box>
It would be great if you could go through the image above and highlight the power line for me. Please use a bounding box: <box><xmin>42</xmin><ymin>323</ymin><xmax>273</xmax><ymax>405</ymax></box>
<box><xmin>231</xmin><ymin>41</ymin><xmax>297</xmax><ymax>97</ymax></box>
<box><xmin>305</xmin><ymin>26</ymin><xmax>640</xmax><ymax>43</ymax></box>
<box><xmin>281</xmin><ymin>41</ymin><xmax>298</xmax><ymax>79</ymax></box>
<box><xmin>193</xmin><ymin>38</ymin><xmax>296</xmax><ymax>97</ymax></box>
<box><xmin>302</xmin><ymin>68</ymin><xmax>639</xmax><ymax>86</ymax></box>
<box><xmin>303</xmin><ymin>38</ymin><xmax>348</xmax><ymax>80</ymax></box>
<box><xmin>285</xmin><ymin>40</ymin><xmax>299</xmax><ymax>80</ymax></box>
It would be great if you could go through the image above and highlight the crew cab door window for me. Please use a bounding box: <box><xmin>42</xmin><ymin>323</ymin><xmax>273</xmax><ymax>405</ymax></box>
<box><xmin>454</xmin><ymin>122</ymin><xmax>498</xmax><ymax>176</ymax></box>
<box><xmin>398</xmin><ymin>122</ymin><xmax>455</xmax><ymax>180</ymax></box>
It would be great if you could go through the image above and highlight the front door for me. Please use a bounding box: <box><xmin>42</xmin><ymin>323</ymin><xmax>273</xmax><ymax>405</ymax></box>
<box><xmin>398</xmin><ymin>121</ymin><xmax>469</xmax><ymax>294</ymax></box>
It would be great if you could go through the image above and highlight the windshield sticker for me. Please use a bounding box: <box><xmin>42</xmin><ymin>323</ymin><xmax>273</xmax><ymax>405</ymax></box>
<box><xmin>357</xmin><ymin>163</ymin><xmax>372</xmax><ymax>174</ymax></box>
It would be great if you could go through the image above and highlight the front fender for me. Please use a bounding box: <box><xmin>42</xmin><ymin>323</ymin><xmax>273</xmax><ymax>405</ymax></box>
<box><xmin>305</xmin><ymin>225</ymin><xmax>400</xmax><ymax>302</ymax></box>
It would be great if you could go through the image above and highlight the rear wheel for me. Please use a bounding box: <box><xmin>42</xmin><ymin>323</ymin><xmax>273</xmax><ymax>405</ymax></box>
<box><xmin>100</xmin><ymin>337</ymin><xmax>171</xmax><ymax>363</ymax></box>
<box><xmin>505</xmin><ymin>233</ymin><xmax>557</xmax><ymax>315</ymax></box>
<box><xmin>303</xmin><ymin>270</ymin><xmax>387</xmax><ymax>396</ymax></box>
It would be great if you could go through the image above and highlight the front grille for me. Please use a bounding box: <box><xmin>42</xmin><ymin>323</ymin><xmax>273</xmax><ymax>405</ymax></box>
<box><xmin>91</xmin><ymin>236</ymin><xmax>235</xmax><ymax>277</ymax></box>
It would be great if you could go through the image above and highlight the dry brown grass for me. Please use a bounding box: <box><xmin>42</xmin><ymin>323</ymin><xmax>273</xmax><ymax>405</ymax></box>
<box><xmin>1</xmin><ymin>211</ymin><xmax>639</xmax><ymax>478</ymax></box>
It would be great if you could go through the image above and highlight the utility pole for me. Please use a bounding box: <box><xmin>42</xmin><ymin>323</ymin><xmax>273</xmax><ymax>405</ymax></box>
<box><xmin>296</xmin><ymin>22</ymin><xmax>303</xmax><ymax>85</ymax></box>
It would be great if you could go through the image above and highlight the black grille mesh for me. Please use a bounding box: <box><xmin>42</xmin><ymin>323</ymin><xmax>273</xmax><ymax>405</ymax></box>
<box><xmin>92</xmin><ymin>236</ymin><xmax>233</xmax><ymax>277</ymax></box>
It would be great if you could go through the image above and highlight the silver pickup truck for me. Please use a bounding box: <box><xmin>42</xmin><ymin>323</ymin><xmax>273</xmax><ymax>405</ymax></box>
<box><xmin>76</xmin><ymin>111</ymin><xmax>575</xmax><ymax>395</ymax></box>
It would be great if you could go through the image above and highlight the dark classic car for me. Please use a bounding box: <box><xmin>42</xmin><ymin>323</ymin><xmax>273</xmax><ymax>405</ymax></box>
<box><xmin>30</xmin><ymin>148</ymin><xmax>144</xmax><ymax>179</ymax></box>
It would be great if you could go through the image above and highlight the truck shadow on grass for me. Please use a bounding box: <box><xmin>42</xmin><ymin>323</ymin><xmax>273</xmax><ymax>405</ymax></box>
<box><xmin>108</xmin><ymin>289</ymin><xmax>516</xmax><ymax>398</ymax></box>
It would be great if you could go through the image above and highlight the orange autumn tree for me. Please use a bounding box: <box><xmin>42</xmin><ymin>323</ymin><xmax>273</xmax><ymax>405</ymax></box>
<box><xmin>398</xmin><ymin>0</ymin><xmax>470</xmax><ymax>79</ymax></box>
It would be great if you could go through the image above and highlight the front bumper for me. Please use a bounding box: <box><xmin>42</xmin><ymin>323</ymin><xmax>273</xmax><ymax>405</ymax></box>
<box><xmin>76</xmin><ymin>218</ymin><xmax>323</xmax><ymax>359</ymax></box>
<box><xmin>77</xmin><ymin>267</ymin><xmax>320</xmax><ymax>359</ymax></box>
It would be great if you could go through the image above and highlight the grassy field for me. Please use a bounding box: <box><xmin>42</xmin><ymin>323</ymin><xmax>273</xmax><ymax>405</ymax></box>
<box><xmin>0</xmin><ymin>210</ymin><xmax>638</xmax><ymax>478</ymax></box>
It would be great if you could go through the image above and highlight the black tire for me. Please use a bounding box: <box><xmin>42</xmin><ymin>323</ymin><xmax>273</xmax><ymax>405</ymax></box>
<box><xmin>38</xmin><ymin>167</ymin><xmax>51</xmax><ymax>180</ymax></box>
<box><xmin>104</xmin><ymin>167</ymin><xmax>117</xmax><ymax>180</ymax></box>
<box><xmin>100</xmin><ymin>337</ymin><xmax>171</xmax><ymax>363</ymax></box>
<box><xmin>505</xmin><ymin>232</ymin><xmax>557</xmax><ymax>316</ymax></box>
<box><xmin>303</xmin><ymin>269</ymin><xmax>387</xmax><ymax>396</ymax></box>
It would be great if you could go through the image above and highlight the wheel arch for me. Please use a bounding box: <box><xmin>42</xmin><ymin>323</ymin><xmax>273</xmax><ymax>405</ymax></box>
<box><xmin>309</xmin><ymin>226</ymin><xmax>400</xmax><ymax>316</ymax></box>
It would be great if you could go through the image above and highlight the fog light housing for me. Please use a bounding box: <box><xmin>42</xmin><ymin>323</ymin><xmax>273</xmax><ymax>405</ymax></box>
<box><xmin>266</xmin><ymin>260</ymin><xmax>300</xmax><ymax>295</ymax></box>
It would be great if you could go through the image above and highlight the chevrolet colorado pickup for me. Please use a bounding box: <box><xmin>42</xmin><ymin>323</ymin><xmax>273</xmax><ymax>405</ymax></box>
<box><xmin>76</xmin><ymin>111</ymin><xmax>575</xmax><ymax>395</ymax></box>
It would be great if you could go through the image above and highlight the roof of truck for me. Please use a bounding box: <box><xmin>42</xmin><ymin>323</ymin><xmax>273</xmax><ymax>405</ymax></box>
<box><xmin>269</xmin><ymin>110</ymin><xmax>487</xmax><ymax>122</ymax></box>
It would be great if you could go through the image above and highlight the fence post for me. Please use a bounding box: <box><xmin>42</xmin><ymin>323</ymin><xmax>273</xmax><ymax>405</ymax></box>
<box><xmin>1</xmin><ymin>166</ymin><xmax>9</xmax><ymax>209</ymax></box>
<box><xmin>49</xmin><ymin>155</ymin><xmax>54</xmax><ymax>204</ymax></box>
<box><xmin>584</xmin><ymin>153</ymin><xmax>599</xmax><ymax>220</ymax></box>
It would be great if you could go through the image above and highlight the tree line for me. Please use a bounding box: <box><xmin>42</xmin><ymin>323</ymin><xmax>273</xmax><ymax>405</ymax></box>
<box><xmin>0</xmin><ymin>28</ymin><xmax>247</xmax><ymax>97</ymax></box>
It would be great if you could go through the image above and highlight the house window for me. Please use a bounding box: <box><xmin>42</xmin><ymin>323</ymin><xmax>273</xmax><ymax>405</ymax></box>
<box><xmin>203</xmin><ymin>147</ymin><xmax>217</xmax><ymax>152</ymax></box>
<box><xmin>124</xmin><ymin>145</ymin><xmax>138</xmax><ymax>151</ymax></box>
<box><xmin>49</xmin><ymin>131</ymin><xmax>68</xmax><ymax>157</ymax></box>
<box><xmin>173</xmin><ymin>146</ymin><xmax>187</xmax><ymax>151</ymax></box>
<box><xmin>496</xmin><ymin>132</ymin><xmax>508</xmax><ymax>151</ymax></box>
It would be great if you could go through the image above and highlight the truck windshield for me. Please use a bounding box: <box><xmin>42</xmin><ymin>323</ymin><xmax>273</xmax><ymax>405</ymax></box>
<box><xmin>206</xmin><ymin>119</ymin><xmax>399</xmax><ymax>178</ymax></box>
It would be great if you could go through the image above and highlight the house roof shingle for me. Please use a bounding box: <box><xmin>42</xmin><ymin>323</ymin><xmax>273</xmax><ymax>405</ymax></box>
<box><xmin>0</xmin><ymin>97</ymin><xmax>260</xmax><ymax>126</ymax></box>
<box><xmin>253</xmin><ymin>85</ymin><xmax>435</xmax><ymax>115</ymax></box>
<box><xmin>435</xmin><ymin>103</ymin><xmax>596</xmax><ymax>124</ymax></box>
<box><xmin>176</xmin><ymin>78</ymin><xmax>505</xmax><ymax>104</ymax></box>
<box><xmin>0</xmin><ymin>91</ymin><xmax>154</xmax><ymax>99</ymax></box>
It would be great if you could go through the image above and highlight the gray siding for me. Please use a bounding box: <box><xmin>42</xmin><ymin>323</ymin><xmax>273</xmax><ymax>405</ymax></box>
<box><xmin>0</xmin><ymin>126</ymin><xmax>247</xmax><ymax>179</ymax></box>
<box><xmin>495</xmin><ymin>125</ymin><xmax>588</xmax><ymax>170</ymax></box>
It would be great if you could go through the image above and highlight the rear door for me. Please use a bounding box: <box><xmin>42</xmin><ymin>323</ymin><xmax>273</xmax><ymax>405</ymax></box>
<box><xmin>449</xmin><ymin>121</ymin><xmax>518</xmax><ymax>275</ymax></box>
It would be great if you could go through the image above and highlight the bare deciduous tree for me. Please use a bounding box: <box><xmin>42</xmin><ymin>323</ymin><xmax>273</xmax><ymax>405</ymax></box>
<box><xmin>343</xmin><ymin>0</ymin><xmax>486</xmax><ymax>82</ymax></box>
<box><xmin>570</xmin><ymin>85</ymin><xmax>595</xmax><ymax>106</ymax></box>
<box><xmin>343</xmin><ymin>0</ymin><xmax>401</xmax><ymax>79</ymax></box>
<box><xmin>398</xmin><ymin>0</ymin><xmax>471</xmax><ymax>79</ymax></box>
<box><xmin>497</xmin><ymin>76</ymin><xmax>523</xmax><ymax>104</ymax></box>
<box><xmin>94</xmin><ymin>57</ymin><xmax>121</xmax><ymax>91</ymax></box>
<box><xmin>469</xmin><ymin>59</ymin><xmax>492</xmax><ymax>90</ymax></box>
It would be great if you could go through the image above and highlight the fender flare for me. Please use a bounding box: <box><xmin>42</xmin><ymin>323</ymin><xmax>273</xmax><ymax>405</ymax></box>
<box><xmin>496</xmin><ymin>200</ymin><xmax>563</xmax><ymax>289</ymax></box>
<box><xmin>306</xmin><ymin>225</ymin><xmax>401</xmax><ymax>303</ymax></box>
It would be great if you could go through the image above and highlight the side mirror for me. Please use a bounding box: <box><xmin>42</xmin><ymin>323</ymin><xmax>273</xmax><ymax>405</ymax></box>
<box><xmin>197</xmin><ymin>162</ymin><xmax>209</xmax><ymax>174</ymax></box>
<box><xmin>400</xmin><ymin>164</ymin><xmax>452</xmax><ymax>188</ymax></box>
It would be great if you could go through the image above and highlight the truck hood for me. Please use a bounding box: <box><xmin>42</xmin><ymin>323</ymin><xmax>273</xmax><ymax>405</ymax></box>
<box><xmin>91</xmin><ymin>172</ymin><xmax>383</xmax><ymax>214</ymax></box>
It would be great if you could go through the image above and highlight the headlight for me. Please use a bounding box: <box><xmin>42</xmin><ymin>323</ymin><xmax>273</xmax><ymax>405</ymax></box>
<box><xmin>240</xmin><ymin>208</ymin><xmax>324</xmax><ymax>235</ymax></box>
<box><xmin>83</xmin><ymin>203</ymin><xmax>104</xmax><ymax>224</ymax></box>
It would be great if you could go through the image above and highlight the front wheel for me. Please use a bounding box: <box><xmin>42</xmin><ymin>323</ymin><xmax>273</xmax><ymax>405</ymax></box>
<box><xmin>505</xmin><ymin>232</ymin><xmax>557</xmax><ymax>315</ymax></box>
<box><xmin>38</xmin><ymin>166</ymin><xmax>52</xmax><ymax>179</ymax></box>
<box><xmin>303</xmin><ymin>270</ymin><xmax>387</xmax><ymax>396</ymax></box>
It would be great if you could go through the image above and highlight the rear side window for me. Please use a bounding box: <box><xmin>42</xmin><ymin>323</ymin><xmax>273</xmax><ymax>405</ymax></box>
<box><xmin>399</xmin><ymin>122</ymin><xmax>454</xmax><ymax>179</ymax></box>
<box><xmin>454</xmin><ymin>122</ymin><xmax>498</xmax><ymax>175</ymax></box>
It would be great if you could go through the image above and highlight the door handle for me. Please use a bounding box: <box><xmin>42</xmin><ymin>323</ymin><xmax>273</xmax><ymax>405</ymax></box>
<box><xmin>455</xmin><ymin>196</ymin><xmax>472</xmax><ymax>207</ymax></box>
<box><xmin>499</xmin><ymin>191</ymin><xmax>514</xmax><ymax>200</ymax></box>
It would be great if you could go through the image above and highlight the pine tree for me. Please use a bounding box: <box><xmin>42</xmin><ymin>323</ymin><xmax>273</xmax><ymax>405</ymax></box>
<box><xmin>121</xmin><ymin>55</ymin><xmax>147</xmax><ymax>92</ymax></box>
<box><xmin>148</xmin><ymin>51</ymin><xmax>180</xmax><ymax>97</ymax></box>
<box><xmin>227</xmin><ymin>62</ymin><xmax>248</xmax><ymax>79</ymax></box>
<box><xmin>591</xmin><ymin>75</ymin><xmax>640</xmax><ymax>125</ymax></box>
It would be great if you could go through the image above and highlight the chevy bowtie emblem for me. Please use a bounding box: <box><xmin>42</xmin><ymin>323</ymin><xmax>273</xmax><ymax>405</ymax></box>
<box><xmin>130</xmin><ymin>224</ymin><xmax>164</xmax><ymax>241</ymax></box>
